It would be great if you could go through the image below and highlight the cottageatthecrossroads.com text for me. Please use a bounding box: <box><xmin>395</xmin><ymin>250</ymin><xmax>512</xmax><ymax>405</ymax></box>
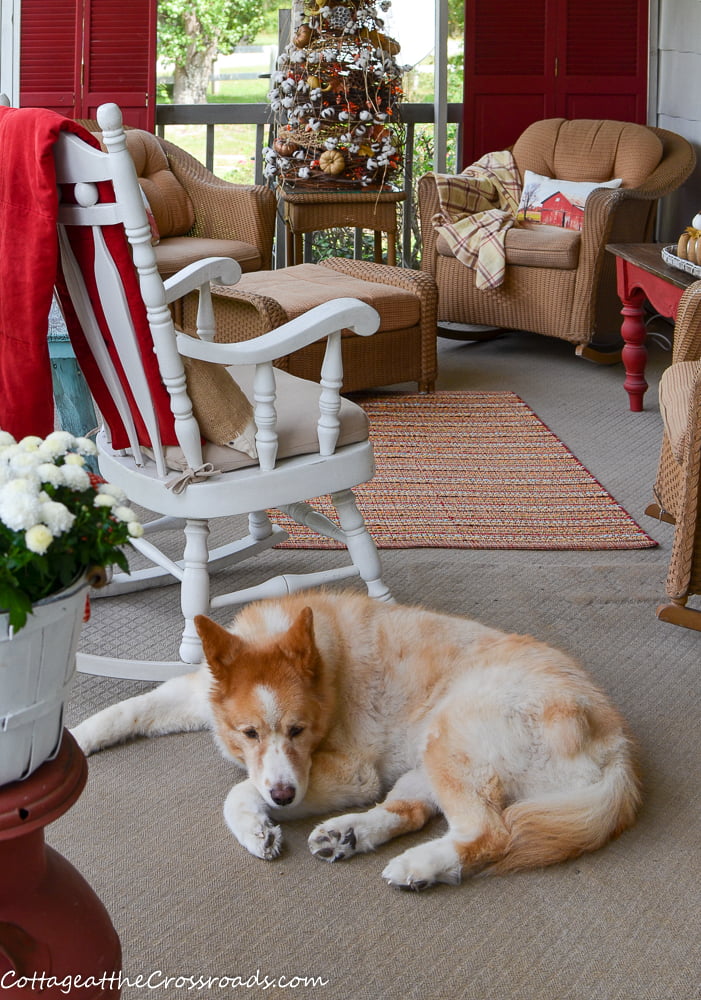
<box><xmin>0</xmin><ymin>970</ymin><xmax>330</xmax><ymax>993</ymax></box>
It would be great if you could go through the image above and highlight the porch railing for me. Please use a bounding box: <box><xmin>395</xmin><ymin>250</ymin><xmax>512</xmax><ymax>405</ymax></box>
<box><xmin>155</xmin><ymin>102</ymin><xmax>463</xmax><ymax>268</ymax></box>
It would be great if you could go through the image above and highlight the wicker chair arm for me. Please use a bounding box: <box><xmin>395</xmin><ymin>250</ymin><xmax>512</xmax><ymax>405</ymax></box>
<box><xmin>417</xmin><ymin>173</ymin><xmax>442</xmax><ymax>276</ymax></box>
<box><xmin>635</xmin><ymin>128</ymin><xmax>696</xmax><ymax>200</ymax></box>
<box><xmin>671</xmin><ymin>281</ymin><xmax>701</xmax><ymax>364</ymax></box>
<box><xmin>157</xmin><ymin>136</ymin><xmax>276</xmax><ymax>265</ymax></box>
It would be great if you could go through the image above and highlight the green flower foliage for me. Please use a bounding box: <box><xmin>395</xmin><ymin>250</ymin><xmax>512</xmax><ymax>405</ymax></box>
<box><xmin>0</xmin><ymin>431</ymin><xmax>141</xmax><ymax>633</ymax></box>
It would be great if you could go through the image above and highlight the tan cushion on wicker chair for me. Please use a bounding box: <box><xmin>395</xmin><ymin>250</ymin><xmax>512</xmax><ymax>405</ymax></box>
<box><xmin>155</xmin><ymin>237</ymin><xmax>263</xmax><ymax>279</ymax></box>
<box><xmin>436</xmin><ymin>221</ymin><xmax>581</xmax><ymax>270</ymax></box>
<box><xmin>235</xmin><ymin>264</ymin><xmax>420</xmax><ymax>331</ymax></box>
<box><xmin>164</xmin><ymin>365</ymin><xmax>370</xmax><ymax>473</ymax></box>
<box><xmin>658</xmin><ymin>360</ymin><xmax>701</xmax><ymax>463</ymax></box>
<box><xmin>122</xmin><ymin>131</ymin><xmax>195</xmax><ymax>237</ymax></box>
<box><xmin>513</xmin><ymin>119</ymin><xmax>663</xmax><ymax>188</ymax></box>
<box><xmin>90</xmin><ymin>128</ymin><xmax>196</xmax><ymax>237</ymax></box>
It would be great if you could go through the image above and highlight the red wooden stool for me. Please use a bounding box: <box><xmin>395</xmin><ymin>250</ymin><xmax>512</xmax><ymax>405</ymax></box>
<box><xmin>0</xmin><ymin>732</ymin><xmax>121</xmax><ymax>997</ymax></box>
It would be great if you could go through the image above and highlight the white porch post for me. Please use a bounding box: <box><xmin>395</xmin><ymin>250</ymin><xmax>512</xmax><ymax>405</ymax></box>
<box><xmin>0</xmin><ymin>0</ymin><xmax>20</xmax><ymax>105</ymax></box>
<box><xmin>433</xmin><ymin>0</ymin><xmax>448</xmax><ymax>172</ymax></box>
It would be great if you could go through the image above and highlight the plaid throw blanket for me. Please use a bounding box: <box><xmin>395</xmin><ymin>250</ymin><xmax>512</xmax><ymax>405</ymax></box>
<box><xmin>432</xmin><ymin>151</ymin><xmax>522</xmax><ymax>290</ymax></box>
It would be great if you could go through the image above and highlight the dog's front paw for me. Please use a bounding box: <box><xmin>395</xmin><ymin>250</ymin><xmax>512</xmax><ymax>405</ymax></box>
<box><xmin>70</xmin><ymin>719</ymin><xmax>104</xmax><ymax>756</ymax></box>
<box><xmin>308</xmin><ymin>821</ymin><xmax>359</xmax><ymax>862</ymax></box>
<box><xmin>237</xmin><ymin>815</ymin><xmax>283</xmax><ymax>861</ymax></box>
<box><xmin>382</xmin><ymin>840</ymin><xmax>462</xmax><ymax>891</ymax></box>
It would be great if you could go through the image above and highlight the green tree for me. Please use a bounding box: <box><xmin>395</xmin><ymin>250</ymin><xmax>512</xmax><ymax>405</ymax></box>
<box><xmin>158</xmin><ymin>0</ymin><xmax>267</xmax><ymax>104</ymax></box>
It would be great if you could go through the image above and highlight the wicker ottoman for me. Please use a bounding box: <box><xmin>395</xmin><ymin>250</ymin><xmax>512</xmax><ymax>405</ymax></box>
<box><xmin>182</xmin><ymin>258</ymin><xmax>438</xmax><ymax>393</ymax></box>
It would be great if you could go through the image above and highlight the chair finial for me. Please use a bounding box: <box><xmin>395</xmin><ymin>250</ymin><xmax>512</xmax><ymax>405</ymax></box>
<box><xmin>97</xmin><ymin>102</ymin><xmax>123</xmax><ymax>135</ymax></box>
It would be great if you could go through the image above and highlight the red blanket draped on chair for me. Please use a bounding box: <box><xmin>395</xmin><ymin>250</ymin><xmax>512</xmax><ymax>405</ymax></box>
<box><xmin>0</xmin><ymin>106</ymin><xmax>180</xmax><ymax>449</ymax></box>
<box><xmin>0</xmin><ymin>106</ymin><xmax>99</xmax><ymax>439</ymax></box>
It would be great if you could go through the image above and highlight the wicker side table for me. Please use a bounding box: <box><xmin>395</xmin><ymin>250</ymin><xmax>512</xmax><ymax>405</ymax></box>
<box><xmin>279</xmin><ymin>190</ymin><xmax>405</xmax><ymax>267</ymax></box>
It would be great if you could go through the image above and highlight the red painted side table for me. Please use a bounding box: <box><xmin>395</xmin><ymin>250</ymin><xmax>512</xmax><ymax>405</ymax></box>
<box><xmin>607</xmin><ymin>243</ymin><xmax>696</xmax><ymax>411</ymax></box>
<box><xmin>0</xmin><ymin>731</ymin><xmax>122</xmax><ymax>997</ymax></box>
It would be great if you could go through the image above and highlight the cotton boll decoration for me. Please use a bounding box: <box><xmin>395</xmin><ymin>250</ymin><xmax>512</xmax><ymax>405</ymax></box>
<box><xmin>267</xmin><ymin>0</ymin><xmax>403</xmax><ymax>190</ymax></box>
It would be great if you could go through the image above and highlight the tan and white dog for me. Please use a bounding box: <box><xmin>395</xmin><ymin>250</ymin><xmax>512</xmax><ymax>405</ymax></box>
<box><xmin>72</xmin><ymin>591</ymin><xmax>640</xmax><ymax>890</ymax></box>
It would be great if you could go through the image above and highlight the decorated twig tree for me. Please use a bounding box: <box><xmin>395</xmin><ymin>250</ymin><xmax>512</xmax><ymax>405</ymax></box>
<box><xmin>265</xmin><ymin>0</ymin><xmax>403</xmax><ymax>191</ymax></box>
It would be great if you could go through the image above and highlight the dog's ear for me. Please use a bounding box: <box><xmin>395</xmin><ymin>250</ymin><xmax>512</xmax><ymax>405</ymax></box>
<box><xmin>194</xmin><ymin>615</ymin><xmax>244</xmax><ymax>681</ymax></box>
<box><xmin>279</xmin><ymin>607</ymin><xmax>317</xmax><ymax>670</ymax></box>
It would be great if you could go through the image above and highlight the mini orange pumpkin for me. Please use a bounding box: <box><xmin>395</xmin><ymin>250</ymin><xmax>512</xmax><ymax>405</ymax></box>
<box><xmin>293</xmin><ymin>24</ymin><xmax>312</xmax><ymax>47</ymax></box>
<box><xmin>274</xmin><ymin>137</ymin><xmax>299</xmax><ymax>156</ymax></box>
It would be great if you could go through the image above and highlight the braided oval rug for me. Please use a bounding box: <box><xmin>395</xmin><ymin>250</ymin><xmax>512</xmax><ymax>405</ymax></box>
<box><xmin>274</xmin><ymin>391</ymin><xmax>657</xmax><ymax>550</ymax></box>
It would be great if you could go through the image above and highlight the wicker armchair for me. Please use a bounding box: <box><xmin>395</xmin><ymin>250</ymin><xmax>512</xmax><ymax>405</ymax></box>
<box><xmin>646</xmin><ymin>282</ymin><xmax>701</xmax><ymax>630</ymax></box>
<box><xmin>419</xmin><ymin>119</ymin><xmax>696</xmax><ymax>358</ymax></box>
<box><xmin>78</xmin><ymin>123</ymin><xmax>276</xmax><ymax>277</ymax></box>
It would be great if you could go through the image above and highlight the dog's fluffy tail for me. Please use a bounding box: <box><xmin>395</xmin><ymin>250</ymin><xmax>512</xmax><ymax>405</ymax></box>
<box><xmin>486</xmin><ymin>752</ymin><xmax>641</xmax><ymax>875</ymax></box>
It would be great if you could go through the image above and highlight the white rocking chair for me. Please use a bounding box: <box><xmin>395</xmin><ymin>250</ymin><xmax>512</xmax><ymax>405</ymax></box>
<box><xmin>52</xmin><ymin>103</ymin><xmax>392</xmax><ymax>681</ymax></box>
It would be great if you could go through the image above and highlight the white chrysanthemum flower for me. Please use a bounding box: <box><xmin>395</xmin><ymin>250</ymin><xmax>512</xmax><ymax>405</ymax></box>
<box><xmin>0</xmin><ymin>491</ymin><xmax>43</xmax><ymax>531</ymax></box>
<box><xmin>74</xmin><ymin>436</ymin><xmax>97</xmax><ymax>456</ymax></box>
<box><xmin>64</xmin><ymin>452</ymin><xmax>85</xmax><ymax>467</ymax></box>
<box><xmin>1</xmin><ymin>476</ymin><xmax>41</xmax><ymax>498</ymax></box>
<box><xmin>40</xmin><ymin>500</ymin><xmax>75</xmax><ymax>536</ymax></box>
<box><xmin>127</xmin><ymin>521</ymin><xmax>144</xmax><ymax>538</ymax></box>
<box><xmin>9</xmin><ymin>450</ymin><xmax>43</xmax><ymax>476</ymax></box>
<box><xmin>94</xmin><ymin>493</ymin><xmax>116</xmax><ymax>508</ymax></box>
<box><xmin>59</xmin><ymin>464</ymin><xmax>91</xmax><ymax>491</ymax></box>
<box><xmin>39</xmin><ymin>431</ymin><xmax>75</xmax><ymax>457</ymax></box>
<box><xmin>0</xmin><ymin>444</ymin><xmax>22</xmax><ymax>464</ymax></box>
<box><xmin>0</xmin><ymin>431</ymin><xmax>16</xmax><ymax>448</ymax></box>
<box><xmin>18</xmin><ymin>435</ymin><xmax>43</xmax><ymax>451</ymax></box>
<box><xmin>25</xmin><ymin>523</ymin><xmax>53</xmax><ymax>554</ymax></box>
<box><xmin>98</xmin><ymin>482</ymin><xmax>127</xmax><ymax>502</ymax></box>
<box><xmin>113</xmin><ymin>505</ymin><xmax>137</xmax><ymax>523</ymax></box>
<box><xmin>36</xmin><ymin>463</ymin><xmax>64</xmax><ymax>487</ymax></box>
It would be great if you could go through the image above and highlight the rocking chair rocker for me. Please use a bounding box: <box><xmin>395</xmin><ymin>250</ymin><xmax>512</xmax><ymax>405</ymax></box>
<box><xmin>52</xmin><ymin>103</ymin><xmax>392</xmax><ymax>681</ymax></box>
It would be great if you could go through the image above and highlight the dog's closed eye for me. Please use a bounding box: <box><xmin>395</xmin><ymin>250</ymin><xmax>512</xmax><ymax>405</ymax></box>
<box><xmin>289</xmin><ymin>726</ymin><xmax>305</xmax><ymax>739</ymax></box>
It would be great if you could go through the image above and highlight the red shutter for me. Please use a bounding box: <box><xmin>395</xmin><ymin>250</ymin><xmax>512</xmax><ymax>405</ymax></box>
<box><xmin>462</xmin><ymin>0</ymin><xmax>648</xmax><ymax>165</ymax></box>
<box><xmin>464</xmin><ymin>0</ymin><xmax>555</xmax><ymax>164</ymax></box>
<box><xmin>19</xmin><ymin>0</ymin><xmax>80</xmax><ymax>115</ymax></box>
<box><xmin>82</xmin><ymin>0</ymin><xmax>157</xmax><ymax>130</ymax></box>
<box><xmin>558</xmin><ymin>0</ymin><xmax>648</xmax><ymax>122</ymax></box>
<box><xmin>19</xmin><ymin>0</ymin><xmax>156</xmax><ymax>131</ymax></box>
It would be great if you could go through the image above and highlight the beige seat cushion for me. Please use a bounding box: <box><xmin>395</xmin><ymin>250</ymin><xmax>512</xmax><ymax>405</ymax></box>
<box><xmin>155</xmin><ymin>238</ymin><xmax>263</xmax><ymax>278</ymax></box>
<box><xmin>163</xmin><ymin>364</ymin><xmax>369</xmax><ymax>473</ymax></box>
<box><xmin>436</xmin><ymin>221</ymin><xmax>580</xmax><ymax>270</ymax></box>
<box><xmin>235</xmin><ymin>264</ymin><xmax>421</xmax><ymax>331</ymax></box>
<box><xmin>658</xmin><ymin>360</ymin><xmax>701</xmax><ymax>463</ymax></box>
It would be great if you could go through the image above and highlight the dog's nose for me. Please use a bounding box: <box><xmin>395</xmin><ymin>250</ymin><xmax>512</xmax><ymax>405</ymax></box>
<box><xmin>270</xmin><ymin>784</ymin><xmax>296</xmax><ymax>806</ymax></box>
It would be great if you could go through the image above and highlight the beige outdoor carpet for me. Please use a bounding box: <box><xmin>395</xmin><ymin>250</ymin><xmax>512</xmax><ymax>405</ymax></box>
<box><xmin>275</xmin><ymin>390</ymin><xmax>657</xmax><ymax>550</ymax></box>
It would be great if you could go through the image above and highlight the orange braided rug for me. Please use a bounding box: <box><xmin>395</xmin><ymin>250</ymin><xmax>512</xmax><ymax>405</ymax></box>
<box><xmin>275</xmin><ymin>391</ymin><xmax>657</xmax><ymax>550</ymax></box>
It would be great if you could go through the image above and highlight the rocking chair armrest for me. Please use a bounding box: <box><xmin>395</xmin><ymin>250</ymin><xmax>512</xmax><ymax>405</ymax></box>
<box><xmin>163</xmin><ymin>257</ymin><xmax>241</xmax><ymax>303</ymax></box>
<box><xmin>175</xmin><ymin>297</ymin><xmax>380</xmax><ymax>365</ymax></box>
